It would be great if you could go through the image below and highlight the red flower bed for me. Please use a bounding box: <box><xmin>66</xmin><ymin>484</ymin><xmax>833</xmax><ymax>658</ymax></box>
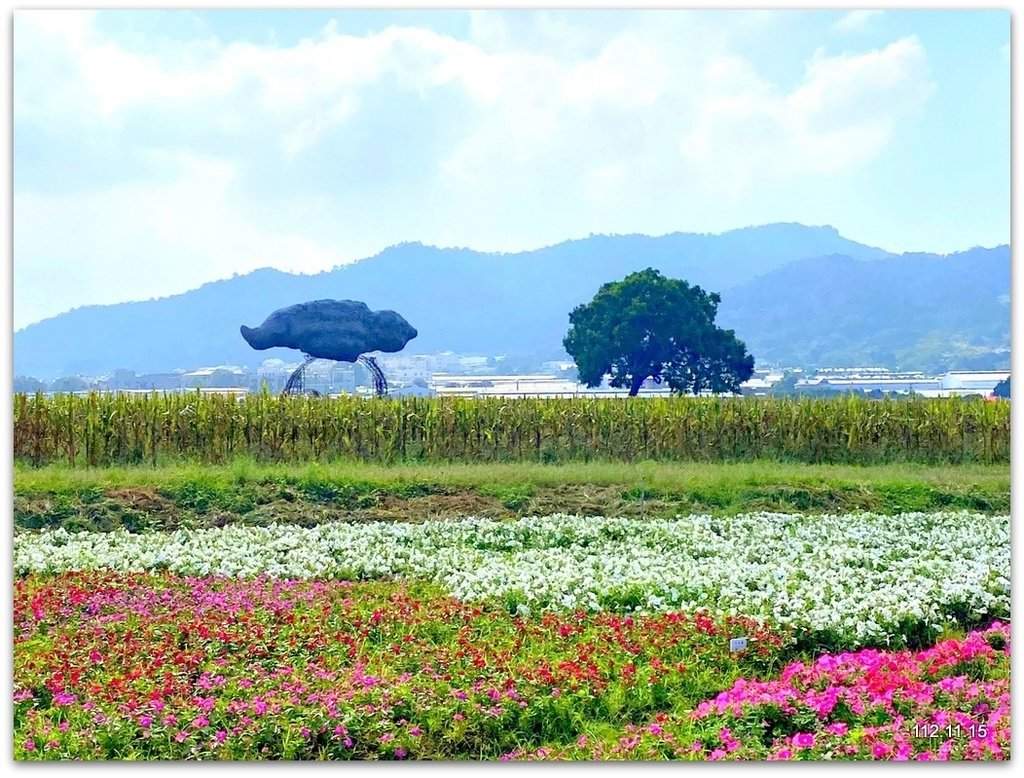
<box><xmin>14</xmin><ymin>571</ymin><xmax>785</xmax><ymax>760</ymax></box>
<box><xmin>14</xmin><ymin>572</ymin><xmax>1008</xmax><ymax>761</ymax></box>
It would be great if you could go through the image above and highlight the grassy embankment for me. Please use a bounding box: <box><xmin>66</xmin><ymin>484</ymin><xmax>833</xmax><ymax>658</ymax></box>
<box><xmin>14</xmin><ymin>459</ymin><xmax>1009</xmax><ymax>533</ymax></box>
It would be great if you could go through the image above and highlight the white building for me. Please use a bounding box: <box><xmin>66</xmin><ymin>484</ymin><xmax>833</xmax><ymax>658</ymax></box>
<box><xmin>180</xmin><ymin>365</ymin><xmax>248</xmax><ymax>389</ymax></box>
<box><xmin>938</xmin><ymin>371</ymin><xmax>1010</xmax><ymax>393</ymax></box>
<box><xmin>804</xmin><ymin>377</ymin><xmax>942</xmax><ymax>393</ymax></box>
<box><xmin>541</xmin><ymin>360</ymin><xmax>577</xmax><ymax>374</ymax></box>
<box><xmin>257</xmin><ymin>359</ymin><xmax>300</xmax><ymax>380</ymax></box>
<box><xmin>431</xmin><ymin>374</ymin><xmax>675</xmax><ymax>398</ymax></box>
<box><xmin>375</xmin><ymin>354</ymin><xmax>436</xmax><ymax>384</ymax></box>
<box><xmin>739</xmin><ymin>377</ymin><xmax>778</xmax><ymax>394</ymax></box>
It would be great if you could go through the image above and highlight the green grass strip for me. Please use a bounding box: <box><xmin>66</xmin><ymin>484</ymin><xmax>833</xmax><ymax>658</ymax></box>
<box><xmin>14</xmin><ymin>460</ymin><xmax>1009</xmax><ymax>533</ymax></box>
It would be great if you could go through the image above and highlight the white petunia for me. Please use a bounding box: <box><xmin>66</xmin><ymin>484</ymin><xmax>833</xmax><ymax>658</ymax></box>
<box><xmin>13</xmin><ymin>510</ymin><xmax>1009</xmax><ymax>647</ymax></box>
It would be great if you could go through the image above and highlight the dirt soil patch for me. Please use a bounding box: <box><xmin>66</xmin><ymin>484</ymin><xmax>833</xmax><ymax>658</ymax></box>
<box><xmin>366</xmin><ymin>492</ymin><xmax>509</xmax><ymax>521</ymax></box>
<box><xmin>106</xmin><ymin>488</ymin><xmax>177</xmax><ymax>515</ymax></box>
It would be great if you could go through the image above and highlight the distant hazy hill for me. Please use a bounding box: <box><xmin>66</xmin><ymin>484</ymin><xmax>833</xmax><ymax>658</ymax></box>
<box><xmin>717</xmin><ymin>245</ymin><xmax>1010</xmax><ymax>373</ymax></box>
<box><xmin>13</xmin><ymin>223</ymin><xmax>1007</xmax><ymax>378</ymax></box>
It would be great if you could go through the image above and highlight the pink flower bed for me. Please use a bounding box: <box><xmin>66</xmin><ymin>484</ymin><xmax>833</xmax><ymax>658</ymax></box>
<box><xmin>506</xmin><ymin>622</ymin><xmax>1010</xmax><ymax>761</ymax></box>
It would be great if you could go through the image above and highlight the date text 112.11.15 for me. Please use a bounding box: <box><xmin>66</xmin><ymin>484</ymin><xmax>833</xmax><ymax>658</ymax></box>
<box><xmin>911</xmin><ymin>722</ymin><xmax>988</xmax><ymax>739</ymax></box>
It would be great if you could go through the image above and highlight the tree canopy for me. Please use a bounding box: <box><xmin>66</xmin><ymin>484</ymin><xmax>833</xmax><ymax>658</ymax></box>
<box><xmin>563</xmin><ymin>268</ymin><xmax>755</xmax><ymax>396</ymax></box>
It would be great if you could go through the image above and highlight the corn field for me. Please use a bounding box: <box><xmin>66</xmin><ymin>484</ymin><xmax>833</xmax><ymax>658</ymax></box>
<box><xmin>12</xmin><ymin>392</ymin><xmax>1010</xmax><ymax>466</ymax></box>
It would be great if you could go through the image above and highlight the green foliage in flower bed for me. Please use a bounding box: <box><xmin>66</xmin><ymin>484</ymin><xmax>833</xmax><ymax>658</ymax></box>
<box><xmin>14</xmin><ymin>573</ymin><xmax>787</xmax><ymax>760</ymax></box>
<box><xmin>13</xmin><ymin>574</ymin><xmax>1008</xmax><ymax>761</ymax></box>
<box><xmin>14</xmin><ymin>512</ymin><xmax>1009</xmax><ymax>649</ymax></box>
<box><xmin>508</xmin><ymin>623</ymin><xmax>1010</xmax><ymax>761</ymax></box>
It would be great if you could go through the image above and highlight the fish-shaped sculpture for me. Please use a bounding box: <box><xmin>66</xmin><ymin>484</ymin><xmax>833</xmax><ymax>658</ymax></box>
<box><xmin>240</xmin><ymin>300</ymin><xmax>417</xmax><ymax>362</ymax></box>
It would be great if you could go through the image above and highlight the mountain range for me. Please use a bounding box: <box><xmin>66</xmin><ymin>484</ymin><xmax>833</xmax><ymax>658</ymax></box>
<box><xmin>13</xmin><ymin>223</ymin><xmax>1010</xmax><ymax>379</ymax></box>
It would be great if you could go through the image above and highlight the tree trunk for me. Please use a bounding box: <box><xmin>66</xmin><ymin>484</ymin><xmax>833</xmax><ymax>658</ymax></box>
<box><xmin>629</xmin><ymin>374</ymin><xmax>646</xmax><ymax>397</ymax></box>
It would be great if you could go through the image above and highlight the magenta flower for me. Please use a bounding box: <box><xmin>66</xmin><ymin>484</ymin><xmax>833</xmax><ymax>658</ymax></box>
<box><xmin>409</xmin><ymin>727</ymin><xmax>423</xmax><ymax>737</ymax></box>
<box><xmin>793</xmin><ymin>732</ymin><xmax>815</xmax><ymax>749</ymax></box>
<box><xmin>139</xmin><ymin>715</ymin><xmax>153</xmax><ymax>729</ymax></box>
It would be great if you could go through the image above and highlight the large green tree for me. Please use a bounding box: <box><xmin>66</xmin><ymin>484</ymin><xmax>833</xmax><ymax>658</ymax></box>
<box><xmin>563</xmin><ymin>268</ymin><xmax>754</xmax><ymax>396</ymax></box>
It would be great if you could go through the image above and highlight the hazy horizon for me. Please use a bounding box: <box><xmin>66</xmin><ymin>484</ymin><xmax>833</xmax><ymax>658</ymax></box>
<box><xmin>14</xmin><ymin>9</ymin><xmax>1010</xmax><ymax>330</ymax></box>
<box><xmin>12</xmin><ymin>220</ymin><xmax>1012</xmax><ymax>333</ymax></box>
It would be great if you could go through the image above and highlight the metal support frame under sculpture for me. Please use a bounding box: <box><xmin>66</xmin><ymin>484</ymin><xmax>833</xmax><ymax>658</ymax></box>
<box><xmin>280</xmin><ymin>355</ymin><xmax>386</xmax><ymax>397</ymax></box>
<box><xmin>358</xmin><ymin>355</ymin><xmax>388</xmax><ymax>396</ymax></box>
<box><xmin>281</xmin><ymin>356</ymin><xmax>322</xmax><ymax>397</ymax></box>
<box><xmin>240</xmin><ymin>300</ymin><xmax>416</xmax><ymax>398</ymax></box>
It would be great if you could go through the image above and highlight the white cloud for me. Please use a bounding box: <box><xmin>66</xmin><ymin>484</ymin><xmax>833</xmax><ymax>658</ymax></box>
<box><xmin>13</xmin><ymin>10</ymin><xmax>936</xmax><ymax>328</ymax></box>
<box><xmin>679</xmin><ymin>36</ymin><xmax>931</xmax><ymax>197</ymax></box>
<box><xmin>280</xmin><ymin>95</ymin><xmax>360</xmax><ymax>159</ymax></box>
<box><xmin>830</xmin><ymin>10</ymin><xmax>884</xmax><ymax>34</ymax></box>
<box><xmin>14</xmin><ymin>151</ymin><xmax>352</xmax><ymax>329</ymax></box>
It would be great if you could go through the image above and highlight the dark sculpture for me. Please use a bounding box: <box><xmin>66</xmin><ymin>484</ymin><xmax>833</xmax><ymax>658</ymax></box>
<box><xmin>241</xmin><ymin>300</ymin><xmax>417</xmax><ymax>397</ymax></box>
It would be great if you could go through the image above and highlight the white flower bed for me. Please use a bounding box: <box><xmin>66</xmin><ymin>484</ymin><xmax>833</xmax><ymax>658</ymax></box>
<box><xmin>14</xmin><ymin>512</ymin><xmax>1009</xmax><ymax>644</ymax></box>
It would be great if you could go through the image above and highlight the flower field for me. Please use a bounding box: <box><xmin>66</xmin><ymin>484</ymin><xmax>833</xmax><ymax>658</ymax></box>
<box><xmin>507</xmin><ymin>623</ymin><xmax>1010</xmax><ymax>761</ymax></box>
<box><xmin>13</xmin><ymin>572</ymin><xmax>1008</xmax><ymax>761</ymax></box>
<box><xmin>13</xmin><ymin>509</ymin><xmax>1010</xmax><ymax>761</ymax></box>
<box><xmin>15</xmin><ymin>511</ymin><xmax>1009</xmax><ymax>648</ymax></box>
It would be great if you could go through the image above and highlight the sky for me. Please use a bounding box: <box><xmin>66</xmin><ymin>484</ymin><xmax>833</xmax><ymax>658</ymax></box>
<box><xmin>12</xmin><ymin>8</ymin><xmax>1011</xmax><ymax>331</ymax></box>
